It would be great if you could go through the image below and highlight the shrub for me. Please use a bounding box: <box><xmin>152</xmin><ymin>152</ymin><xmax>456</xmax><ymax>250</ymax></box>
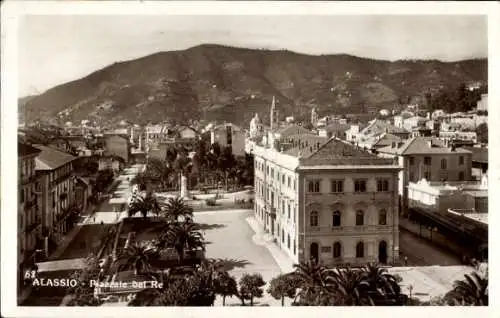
<box><xmin>205</xmin><ymin>198</ymin><xmax>217</xmax><ymax>206</ymax></box>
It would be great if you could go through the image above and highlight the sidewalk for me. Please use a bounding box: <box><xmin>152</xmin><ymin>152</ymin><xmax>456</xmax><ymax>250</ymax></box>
<box><xmin>246</xmin><ymin>216</ymin><xmax>295</xmax><ymax>274</ymax></box>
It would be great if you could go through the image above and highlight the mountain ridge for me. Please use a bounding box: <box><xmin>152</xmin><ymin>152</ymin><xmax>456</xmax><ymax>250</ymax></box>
<box><xmin>20</xmin><ymin>44</ymin><xmax>488</xmax><ymax>127</ymax></box>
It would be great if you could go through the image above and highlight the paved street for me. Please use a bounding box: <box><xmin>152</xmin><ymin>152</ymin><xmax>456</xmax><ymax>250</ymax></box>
<box><xmin>193</xmin><ymin>209</ymin><xmax>288</xmax><ymax>306</ymax></box>
<box><xmin>399</xmin><ymin>228</ymin><xmax>462</xmax><ymax>266</ymax></box>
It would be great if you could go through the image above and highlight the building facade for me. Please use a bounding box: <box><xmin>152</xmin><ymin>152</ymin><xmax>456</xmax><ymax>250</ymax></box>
<box><xmin>18</xmin><ymin>143</ymin><xmax>42</xmax><ymax>280</ymax></box>
<box><xmin>253</xmin><ymin>137</ymin><xmax>401</xmax><ymax>266</ymax></box>
<box><xmin>34</xmin><ymin>145</ymin><xmax>78</xmax><ymax>251</ymax></box>
<box><xmin>210</xmin><ymin>123</ymin><xmax>245</xmax><ymax>156</ymax></box>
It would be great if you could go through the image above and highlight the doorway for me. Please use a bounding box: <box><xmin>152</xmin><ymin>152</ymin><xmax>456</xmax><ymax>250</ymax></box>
<box><xmin>378</xmin><ymin>241</ymin><xmax>388</xmax><ymax>264</ymax></box>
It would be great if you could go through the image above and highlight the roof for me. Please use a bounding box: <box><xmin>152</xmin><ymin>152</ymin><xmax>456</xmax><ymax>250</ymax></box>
<box><xmin>18</xmin><ymin>142</ymin><xmax>41</xmax><ymax>157</ymax></box>
<box><xmin>378</xmin><ymin>137</ymin><xmax>472</xmax><ymax>156</ymax></box>
<box><xmin>460</xmin><ymin>147</ymin><xmax>488</xmax><ymax>164</ymax></box>
<box><xmin>34</xmin><ymin>145</ymin><xmax>77</xmax><ymax>170</ymax></box>
<box><xmin>360</xmin><ymin>119</ymin><xmax>408</xmax><ymax>137</ymax></box>
<box><xmin>372</xmin><ymin>133</ymin><xmax>402</xmax><ymax>148</ymax></box>
<box><xmin>298</xmin><ymin>137</ymin><xmax>395</xmax><ymax>166</ymax></box>
<box><xmin>212</xmin><ymin>123</ymin><xmax>242</xmax><ymax>132</ymax></box>
<box><xmin>320</xmin><ymin>122</ymin><xmax>351</xmax><ymax>133</ymax></box>
<box><xmin>281</xmin><ymin>134</ymin><xmax>328</xmax><ymax>157</ymax></box>
<box><xmin>274</xmin><ymin>124</ymin><xmax>314</xmax><ymax>137</ymax></box>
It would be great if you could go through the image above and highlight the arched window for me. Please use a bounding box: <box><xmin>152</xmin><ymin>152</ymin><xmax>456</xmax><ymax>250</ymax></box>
<box><xmin>356</xmin><ymin>210</ymin><xmax>364</xmax><ymax>226</ymax></box>
<box><xmin>441</xmin><ymin>158</ymin><xmax>447</xmax><ymax>169</ymax></box>
<box><xmin>332</xmin><ymin>211</ymin><xmax>341</xmax><ymax>226</ymax></box>
<box><xmin>333</xmin><ymin>241</ymin><xmax>342</xmax><ymax>259</ymax></box>
<box><xmin>282</xmin><ymin>229</ymin><xmax>285</xmax><ymax>243</ymax></box>
<box><xmin>287</xmin><ymin>234</ymin><xmax>291</xmax><ymax>249</ymax></box>
<box><xmin>379</xmin><ymin>209</ymin><xmax>387</xmax><ymax>225</ymax></box>
<box><xmin>356</xmin><ymin>241</ymin><xmax>364</xmax><ymax>258</ymax></box>
<box><xmin>310</xmin><ymin>211</ymin><xmax>319</xmax><ymax>227</ymax></box>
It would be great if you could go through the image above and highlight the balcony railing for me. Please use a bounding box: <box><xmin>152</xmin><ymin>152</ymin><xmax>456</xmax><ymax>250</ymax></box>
<box><xmin>306</xmin><ymin>191</ymin><xmax>394</xmax><ymax>202</ymax></box>
<box><xmin>308</xmin><ymin>224</ymin><xmax>393</xmax><ymax>234</ymax></box>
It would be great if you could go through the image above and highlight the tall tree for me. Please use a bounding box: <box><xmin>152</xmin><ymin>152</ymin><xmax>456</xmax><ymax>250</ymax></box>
<box><xmin>239</xmin><ymin>273</ymin><xmax>266</xmax><ymax>306</ymax></box>
<box><xmin>214</xmin><ymin>271</ymin><xmax>239</xmax><ymax>306</ymax></box>
<box><xmin>267</xmin><ymin>273</ymin><xmax>301</xmax><ymax>306</ymax></box>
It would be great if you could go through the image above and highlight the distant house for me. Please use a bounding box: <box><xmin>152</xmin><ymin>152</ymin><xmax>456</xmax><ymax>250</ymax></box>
<box><xmin>354</xmin><ymin>119</ymin><xmax>410</xmax><ymax>149</ymax></box>
<box><xmin>371</xmin><ymin>133</ymin><xmax>402</xmax><ymax>150</ymax></box>
<box><xmin>376</xmin><ymin>137</ymin><xmax>473</xmax><ymax>215</ymax></box>
<box><xmin>177</xmin><ymin>126</ymin><xmax>198</xmax><ymax>140</ymax></box>
<box><xmin>210</xmin><ymin>123</ymin><xmax>245</xmax><ymax>156</ymax></box>
<box><xmin>317</xmin><ymin>122</ymin><xmax>351</xmax><ymax>139</ymax></box>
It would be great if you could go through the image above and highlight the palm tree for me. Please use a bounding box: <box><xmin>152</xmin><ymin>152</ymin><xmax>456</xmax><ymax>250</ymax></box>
<box><xmin>127</xmin><ymin>192</ymin><xmax>160</xmax><ymax>218</ymax></box>
<box><xmin>360</xmin><ymin>263</ymin><xmax>402</xmax><ymax>305</ymax></box>
<box><xmin>292</xmin><ymin>259</ymin><xmax>331</xmax><ymax>305</ymax></box>
<box><xmin>158</xmin><ymin>221</ymin><xmax>205</xmax><ymax>263</ymax></box>
<box><xmin>445</xmin><ymin>272</ymin><xmax>488</xmax><ymax>306</ymax></box>
<box><xmin>114</xmin><ymin>242</ymin><xmax>159</xmax><ymax>275</ymax></box>
<box><xmin>325</xmin><ymin>267</ymin><xmax>371</xmax><ymax>306</ymax></box>
<box><xmin>161</xmin><ymin>196</ymin><xmax>193</xmax><ymax>222</ymax></box>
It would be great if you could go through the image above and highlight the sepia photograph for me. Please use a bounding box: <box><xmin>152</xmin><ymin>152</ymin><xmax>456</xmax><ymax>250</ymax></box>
<box><xmin>1</xmin><ymin>1</ymin><xmax>496</xmax><ymax>316</ymax></box>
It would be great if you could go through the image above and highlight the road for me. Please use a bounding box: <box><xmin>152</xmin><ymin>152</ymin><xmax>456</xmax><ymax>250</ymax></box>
<box><xmin>194</xmin><ymin>209</ymin><xmax>286</xmax><ymax>306</ymax></box>
<box><xmin>399</xmin><ymin>228</ymin><xmax>462</xmax><ymax>266</ymax></box>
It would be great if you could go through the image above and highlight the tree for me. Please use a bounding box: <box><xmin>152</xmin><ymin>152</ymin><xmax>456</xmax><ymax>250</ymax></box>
<box><xmin>292</xmin><ymin>259</ymin><xmax>330</xmax><ymax>305</ymax></box>
<box><xmin>158</xmin><ymin>220</ymin><xmax>205</xmax><ymax>263</ymax></box>
<box><xmin>114</xmin><ymin>242</ymin><xmax>159</xmax><ymax>275</ymax></box>
<box><xmin>161</xmin><ymin>196</ymin><xmax>193</xmax><ymax>222</ymax></box>
<box><xmin>65</xmin><ymin>254</ymin><xmax>103</xmax><ymax>306</ymax></box>
<box><xmin>145</xmin><ymin>158</ymin><xmax>174</xmax><ymax>190</ymax></box>
<box><xmin>360</xmin><ymin>263</ymin><xmax>404</xmax><ymax>305</ymax></box>
<box><xmin>239</xmin><ymin>273</ymin><xmax>266</xmax><ymax>306</ymax></box>
<box><xmin>214</xmin><ymin>271</ymin><xmax>239</xmax><ymax>306</ymax></box>
<box><xmin>445</xmin><ymin>272</ymin><xmax>488</xmax><ymax>306</ymax></box>
<box><xmin>219</xmin><ymin>146</ymin><xmax>236</xmax><ymax>191</ymax></box>
<box><xmin>476</xmin><ymin>123</ymin><xmax>488</xmax><ymax>144</ymax></box>
<box><xmin>267</xmin><ymin>273</ymin><xmax>300</xmax><ymax>306</ymax></box>
<box><xmin>127</xmin><ymin>192</ymin><xmax>161</xmax><ymax>218</ymax></box>
<box><xmin>324</xmin><ymin>267</ymin><xmax>371</xmax><ymax>306</ymax></box>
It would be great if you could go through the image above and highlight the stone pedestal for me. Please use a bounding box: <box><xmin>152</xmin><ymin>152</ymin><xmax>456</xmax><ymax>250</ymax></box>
<box><xmin>180</xmin><ymin>175</ymin><xmax>189</xmax><ymax>199</ymax></box>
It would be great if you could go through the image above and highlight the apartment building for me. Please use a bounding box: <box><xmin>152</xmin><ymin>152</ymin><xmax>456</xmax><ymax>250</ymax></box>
<box><xmin>253</xmin><ymin>137</ymin><xmax>401</xmax><ymax>266</ymax></box>
<box><xmin>18</xmin><ymin>142</ymin><xmax>42</xmax><ymax>275</ymax></box>
<box><xmin>34</xmin><ymin>145</ymin><xmax>78</xmax><ymax>247</ymax></box>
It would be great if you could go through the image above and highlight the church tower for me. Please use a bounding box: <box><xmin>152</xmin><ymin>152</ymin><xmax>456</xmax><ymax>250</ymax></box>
<box><xmin>270</xmin><ymin>96</ymin><xmax>278</xmax><ymax>130</ymax></box>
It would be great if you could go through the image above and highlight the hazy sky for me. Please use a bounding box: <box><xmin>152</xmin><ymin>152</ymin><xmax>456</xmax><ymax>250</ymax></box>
<box><xmin>18</xmin><ymin>15</ymin><xmax>487</xmax><ymax>97</ymax></box>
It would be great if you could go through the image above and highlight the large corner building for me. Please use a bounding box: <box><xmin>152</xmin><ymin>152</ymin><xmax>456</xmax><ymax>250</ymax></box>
<box><xmin>249</xmin><ymin>99</ymin><xmax>401</xmax><ymax>266</ymax></box>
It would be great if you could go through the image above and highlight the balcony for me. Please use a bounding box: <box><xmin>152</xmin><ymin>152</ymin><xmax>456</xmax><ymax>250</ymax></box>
<box><xmin>307</xmin><ymin>224</ymin><xmax>394</xmax><ymax>235</ymax></box>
